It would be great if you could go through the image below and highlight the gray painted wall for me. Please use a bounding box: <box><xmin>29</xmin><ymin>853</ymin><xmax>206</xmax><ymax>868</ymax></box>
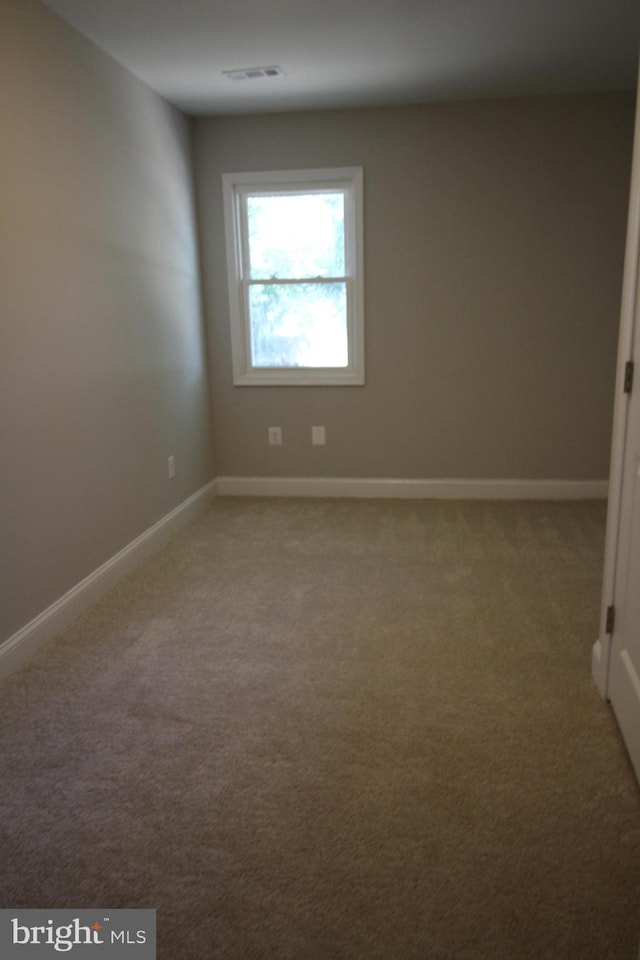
<box><xmin>194</xmin><ymin>96</ymin><xmax>634</xmax><ymax>480</ymax></box>
<box><xmin>0</xmin><ymin>0</ymin><xmax>215</xmax><ymax>644</ymax></box>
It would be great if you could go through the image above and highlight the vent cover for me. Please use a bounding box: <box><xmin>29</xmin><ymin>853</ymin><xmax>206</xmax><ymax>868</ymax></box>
<box><xmin>223</xmin><ymin>66</ymin><xmax>286</xmax><ymax>81</ymax></box>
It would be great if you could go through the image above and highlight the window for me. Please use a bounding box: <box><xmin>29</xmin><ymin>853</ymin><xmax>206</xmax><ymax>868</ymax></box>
<box><xmin>222</xmin><ymin>167</ymin><xmax>364</xmax><ymax>386</ymax></box>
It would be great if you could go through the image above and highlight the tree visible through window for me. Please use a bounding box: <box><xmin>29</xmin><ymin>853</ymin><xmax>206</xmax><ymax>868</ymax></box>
<box><xmin>223</xmin><ymin>168</ymin><xmax>364</xmax><ymax>386</ymax></box>
<box><xmin>247</xmin><ymin>192</ymin><xmax>347</xmax><ymax>368</ymax></box>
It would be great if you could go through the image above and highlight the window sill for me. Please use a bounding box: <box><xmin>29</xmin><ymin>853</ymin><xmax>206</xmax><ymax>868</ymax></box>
<box><xmin>232</xmin><ymin>368</ymin><xmax>365</xmax><ymax>387</ymax></box>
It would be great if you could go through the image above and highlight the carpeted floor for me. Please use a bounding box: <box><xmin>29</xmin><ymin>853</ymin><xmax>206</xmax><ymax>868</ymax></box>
<box><xmin>1</xmin><ymin>497</ymin><xmax>639</xmax><ymax>959</ymax></box>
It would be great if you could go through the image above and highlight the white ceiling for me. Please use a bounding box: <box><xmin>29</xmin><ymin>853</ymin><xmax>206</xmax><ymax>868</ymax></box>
<box><xmin>39</xmin><ymin>0</ymin><xmax>640</xmax><ymax>116</ymax></box>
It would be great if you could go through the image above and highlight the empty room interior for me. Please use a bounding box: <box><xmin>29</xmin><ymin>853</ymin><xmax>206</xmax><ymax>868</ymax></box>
<box><xmin>2</xmin><ymin>0</ymin><xmax>640</xmax><ymax>957</ymax></box>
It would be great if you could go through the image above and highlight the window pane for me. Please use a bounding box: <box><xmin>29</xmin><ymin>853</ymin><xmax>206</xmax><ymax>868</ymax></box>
<box><xmin>249</xmin><ymin>282</ymin><xmax>348</xmax><ymax>368</ymax></box>
<box><xmin>247</xmin><ymin>193</ymin><xmax>345</xmax><ymax>279</ymax></box>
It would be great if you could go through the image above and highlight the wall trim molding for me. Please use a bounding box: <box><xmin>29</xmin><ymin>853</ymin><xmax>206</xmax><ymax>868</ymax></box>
<box><xmin>1</xmin><ymin>474</ymin><xmax>608</xmax><ymax>678</ymax></box>
<box><xmin>215</xmin><ymin>476</ymin><xmax>608</xmax><ymax>500</ymax></box>
<box><xmin>593</xmin><ymin>82</ymin><xmax>640</xmax><ymax>702</ymax></box>
<box><xmin>592</xmin><ymin>638</ymin><xmax>608</xmax><ymax>698</ymax></box>
<box><xmin>0</xmin><ymin>480</ymin><xmax>216</xmax><ymax>677</ymax></box>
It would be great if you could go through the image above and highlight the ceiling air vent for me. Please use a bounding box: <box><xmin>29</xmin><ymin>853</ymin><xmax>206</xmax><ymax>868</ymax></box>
<box><xmin>223</xmin><ymin>66</ymin><xmax>286</xmax><ymax>81</ymax></box>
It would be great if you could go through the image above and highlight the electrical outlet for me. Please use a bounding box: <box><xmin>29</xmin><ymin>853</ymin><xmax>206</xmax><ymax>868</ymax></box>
<box><xmin>312</xmin><ymin>426</ymin><xmax>326</xmax><ymax>445</ymax></box>
<box><xmin>168</xmin><ymin>455</ymin><xmax>176</xmax><ymax>479</ymax></box>
<box><xmin>268</xmin><ymin>426</ymin><xmax>283</xmax><ymax>446</ymax></box>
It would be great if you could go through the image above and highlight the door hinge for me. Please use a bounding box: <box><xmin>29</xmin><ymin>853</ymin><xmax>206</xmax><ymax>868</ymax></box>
<box><xmin>624</xmin><ymin>360</ymin><xmax>634</xmax><ymax>394</ymax></box>
<box><xmin>606</xmin><ymin>604</ymin><xmax>615</xmax><ymax>634</ymax></box>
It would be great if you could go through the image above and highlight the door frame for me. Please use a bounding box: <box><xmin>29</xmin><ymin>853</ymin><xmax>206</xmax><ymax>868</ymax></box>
<box><xmin>593</xmin><ymin>68</ymin><xmax>640</xmax><ymax>698</ymax></box>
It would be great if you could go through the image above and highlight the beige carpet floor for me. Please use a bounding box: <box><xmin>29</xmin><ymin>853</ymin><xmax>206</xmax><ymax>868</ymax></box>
<box><xmin>1</xmin><ymin>497</ymin><xmax>639</xmax><ymax>959</ymax></box>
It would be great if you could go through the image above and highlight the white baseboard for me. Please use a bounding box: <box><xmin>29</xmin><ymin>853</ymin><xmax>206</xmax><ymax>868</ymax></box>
<box><xmin>1</xmin><ymin>475</ymin><xmax>607</xmax><ymax>678</ymax></box>
<box><xmin>215</xmin><ymin>476</ymin><xmax>608</xmax><ymax>500</ymax></box>
<box><xmin>0</xmin><ymin>481</ymin><xmax>216</xmax><ymax>678</ymax></box>
<box><xmin>592</xmin><ymin>637</ymin><xmax>611</xmax><ymax>699</ymax></box>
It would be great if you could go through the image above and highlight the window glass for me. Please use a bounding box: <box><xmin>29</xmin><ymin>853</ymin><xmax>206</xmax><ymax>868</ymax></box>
<box><xmin>249</xmin><ymin>282</ymin><xmax>348</xmax><ymax>368</ymax></box>
<box><xmin>247</xmin><ymin>193</ymin><xmax>345</xmax><ymax>279</ymax></box>
<box><xmin>223</xmin><ymin>167</ymin><xmax>364</xmax><ymax>386</ymax></box>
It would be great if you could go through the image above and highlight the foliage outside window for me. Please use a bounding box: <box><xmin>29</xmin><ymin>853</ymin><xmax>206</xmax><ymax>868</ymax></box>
<box><xmin>222</xmin><ymin>168</ymin><xmax>364</xmax><ymax>386</ymax></box>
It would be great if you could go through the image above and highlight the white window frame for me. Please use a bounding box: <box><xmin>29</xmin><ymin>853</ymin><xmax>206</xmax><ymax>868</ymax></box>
<box><xmin>222</xmin><ymin>167</ymin><xmax>365</xmax><ymax>386</ymax></box>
